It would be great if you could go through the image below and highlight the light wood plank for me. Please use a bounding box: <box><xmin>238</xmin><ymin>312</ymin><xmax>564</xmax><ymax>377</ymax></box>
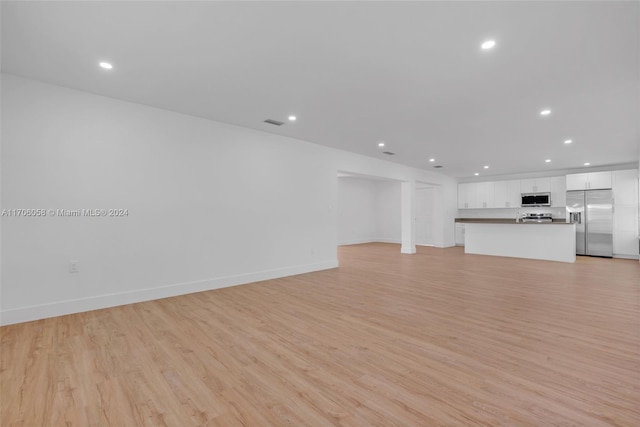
<box><xmin>2</xmin><ymin>244</ymin><xmax>639</xmax><ymax>425</ymax></box>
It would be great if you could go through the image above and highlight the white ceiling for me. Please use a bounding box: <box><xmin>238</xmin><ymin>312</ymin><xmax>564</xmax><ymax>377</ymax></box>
<box><xmin>2</xmin><ymin>1</ymin><xmax>638</xmax><ymax>178</ymax></box>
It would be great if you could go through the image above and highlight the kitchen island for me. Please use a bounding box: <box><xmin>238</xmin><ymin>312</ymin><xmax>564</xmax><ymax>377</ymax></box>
<box><xmin>456</xmin><ymin>218</ymin><xmax>576</xmax><ymax>263</ymax></box>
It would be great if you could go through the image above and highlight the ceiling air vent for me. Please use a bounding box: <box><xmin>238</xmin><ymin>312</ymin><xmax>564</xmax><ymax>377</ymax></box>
<box><xmin>382</xmin><ymin>151</ymin><xmax>395</xmax><ymax>155</ymax></box>
<box><xmin>264</xmin><ymin>119</ymin><xmax>285</xmax><ymax>126</ymax></box>
<box><xmin>434</xmin><ymin>165</ymin><xmax>443</xmax><ymax>168</ymax></box>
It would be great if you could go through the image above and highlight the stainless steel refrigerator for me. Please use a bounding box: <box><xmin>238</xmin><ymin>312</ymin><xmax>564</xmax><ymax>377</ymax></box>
<box><xmin>566</xmin><ymin>190</ymin><xmax>613</xmax><ymax>257</ymax></box>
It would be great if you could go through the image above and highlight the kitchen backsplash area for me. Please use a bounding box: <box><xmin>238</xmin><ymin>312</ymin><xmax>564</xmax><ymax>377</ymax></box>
<box><xmin>457</xmin><ymin>207</ymin><xmax>567</xmax><ymax>220</ymax></box>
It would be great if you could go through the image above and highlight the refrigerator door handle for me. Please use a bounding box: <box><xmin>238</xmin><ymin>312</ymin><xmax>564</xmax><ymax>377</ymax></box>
<box><xmin>570</xmin><ymin>212</ymin><xmax>582</xmax><ymax>224</ymax></box>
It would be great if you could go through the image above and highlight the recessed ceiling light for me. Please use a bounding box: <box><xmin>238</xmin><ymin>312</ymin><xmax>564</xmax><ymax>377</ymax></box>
<box><xmin>481</xmin><ymin>40</ymin><xmax>496</xmax><ymax>50</ymax></box>
<box><xmin>429</xmin><ymin>158</ymin><xmax>435</xmax><ymax>162</ymax></box>
<box><xmin>540</xmin><ymin>109</ymin><xmax>551</xmax><ymax>116</ymax></box>
<box><xmin>584</xmin><ymin>162</ymin><xmax>591</xmax><ymax>166</ymax></box>
<box><xmin>99</xmin><ymin>62</ymin><xmax>113</xmax><ymax>70</ymax></box>
<box><xmin>483</xmin><ymin>165</ymin><xmax>489</xmax><ymax>169</ymax></box>
<box><xmin>564</xmin><ymin>139</ymin><xmax>572</xmax><ymax>144</ymax></box>
<box><xmin>474</xmin><ymin>172</ymin><xmax>479</xmax><ymax>176</ymax></box>
<box><xmin>378</xmin><ymin>142</ymin><xmax>385</xmax><ymax>147</ymax></box>
<box><xmin>288</xmin><ymin>115</ymin><xmax>296</xmax><ymax>121</ymax></box>
<box><xmin>545</xmin><ymin>159</ymin><xmax>551</xmax><ymax>163</ymax></box>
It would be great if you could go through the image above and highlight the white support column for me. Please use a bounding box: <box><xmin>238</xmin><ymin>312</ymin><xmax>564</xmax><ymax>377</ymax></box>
<box><xmin>401</xmin><ymin>180</ymin><xmax>417</xmax><ymax>254</ymax></box>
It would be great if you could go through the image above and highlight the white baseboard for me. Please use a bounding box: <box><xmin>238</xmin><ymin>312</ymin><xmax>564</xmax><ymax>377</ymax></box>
<box><xmin>428</xmin><ymin>240</ymin><xmax>457</xmax><ymax>248</ymax></box>
<box><xmin>613</xmin><ymin>253</ymin><xmax>639</xmax><ymax>260</ymax></box>
<box><xmin>338</xmin><ymin>238</ymin><xmax>378</xmax><ymax>246</ymax></box>
<box><xmin>417</xmin><ymin>241</ymin><xmax>457</xmax><ymax>248</ymax></box>
<box><xmin>375</xmin><ymin>238</ymin><xmax>401</xmax><ymax>244</ymax></box>
<box><xmin>0</xmin><ymin>259</ymin><xmax>338</xmax><ymax>326</ymax></box>
<box><xmin>340</xmin><ymin>240</ymin><xmax>455</xmax><ymax>249</ymax></box>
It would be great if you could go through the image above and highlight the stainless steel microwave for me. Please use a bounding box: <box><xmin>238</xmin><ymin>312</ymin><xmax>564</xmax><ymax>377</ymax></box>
<box><xmin>521</xmin><ymin>192</ymin><xmax>551</xmax><ymax>207</ymax></box>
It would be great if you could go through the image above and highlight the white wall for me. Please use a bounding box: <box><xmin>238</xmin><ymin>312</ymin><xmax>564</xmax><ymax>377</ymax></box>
<box><xmin>375</xmin><ymin>181</ymin><xmax>402</xmax><ymax>243</ymax></box>
<box><xmin>337</xmin><ymin>179</ymin><xmax>440</xmax><ymax>246</ymax></box>
<box><xmin>416</xmin><ymin>187</ymin><xmax>436</xmax><ymax>246</ymax></box>
<box><xmin>336</xmin><ymin>177</ymin><xmax>403</xmax><ymax>245</ymax></box>
<box><xmin>337</xmin><ymin>177</ymin><xmax>377</xmax><ymax>245</ymax></box>
<box><xmin>1</xmin><ymin>74</ymin><xmax>458</xmax><ymax>324</ymax></box>
<box><xmin>1</xmin><ymin>74</ymin><xmax>340</xmax><ymax>324</ymax></box>
<box><xmin>337</xmin><ymin>180</ymin><xmax>446</xmax><ymax>247</ymax></box>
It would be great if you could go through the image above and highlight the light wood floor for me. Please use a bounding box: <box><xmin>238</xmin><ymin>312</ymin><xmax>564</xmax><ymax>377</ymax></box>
<box><xmin>2</xmin><ymin>244</ymin><xmax>639</xmax><ymax>426</ymax></box>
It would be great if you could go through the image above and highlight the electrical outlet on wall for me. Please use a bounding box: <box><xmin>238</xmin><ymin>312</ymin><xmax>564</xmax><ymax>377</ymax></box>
<box><xmin>69</xmin><ymin>260</ymin><xmax>79</xmax><ymax>273</ymax></box>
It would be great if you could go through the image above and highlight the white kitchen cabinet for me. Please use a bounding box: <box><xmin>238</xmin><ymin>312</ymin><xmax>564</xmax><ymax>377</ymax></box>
<box><xmin>455</xmin><ymin>223</ymin><xmax>465</xmax><ymax>246</ymax></box>
<box><xmin>550</xmin><ymin>176</ymin><xmax>566</xmax><ymax>207</ymax></box>
<box><xmin>520</xmin><ymin>179</ymin><xmax>535</xmax><ymax>193</ymax></box>
<box><xmin>506</xmin><ymin>180</ymin><xmax>522</xmax><ymax>208</ymax></box>
<box><xmin>459</xmin><ymin>180</ymin><xmax>516</xmax><ymax>209</ymax></box>
<box><xmin>589</xmin><ymin>171</ymin><xmax>613</xmax><ymax>190</ymax></box>
<box><xmin>494</xmin><ymin>180</ymin><xmax>521</xmax><ymax>208</ymax></box>
<box><xmin>478</xmin><ymin>182</ymin><xmax>495</xmax><ymax>208</ymax></box>
<box><xmin>458</xmin><ymin>183</ymin><xmax>478</xmax><ymax>209</ymax></box>
<box><xmin>493</xmin><ymin>181</ymin><xmax>507</xmax><ymax>208</ymax></box>
<box><xmin>613</xmin><ymin>203</ymin><xmax>638</xmax><ymax>258</ymax></box>
<box><xmin>613</xmin><ymin>231</ymin><xmax>638</xmax><ymax>258</ymax></box>
<box><xmin>465</xmin><ymin>183</ymin><xmax>481</xmax><ymax>208</ymax></box>
<box><xmin>458</xmin><ymin>183</ymin><xmax>470</xmax><ymax>209</ymax></box>
<box><xmin>612</xmin><ymin>170</ymin><xmax>637</xmax><ymax>202</ymax></box>
<box><xmin>612</xmin><ymin>169</ymin><xmax>639</xmax><ymax>258</ymax></box>
<box><xmin>566</xmin><ymin>173</ymin><xmax>588</xmax><ymax>190</ymax></box>
<box><xmin>458</xmin><ymin>182</ymin><xmax>492</xmax><ymax>209</ymax></box>
<box><xmin>537</xmin><ymin>178</ymin><xmax>551</xmax><ymax>192</ymax></box>
<box><xmin>566</xmin><ymin>171</ymin><xmax>612</xmax><ymax>190</ymax></box>
<box><xmin>520</xmin><ymin>177</ymin><xmax>550</xmax><ymax>193</ymax></box>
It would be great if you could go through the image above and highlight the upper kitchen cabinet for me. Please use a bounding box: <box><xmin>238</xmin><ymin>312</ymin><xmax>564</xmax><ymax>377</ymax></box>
<box><xmin>550</xmin><ymin>176</ymin><xmax>566</xmax><ymax>207</ymax></box>
<box><xmin>494</xmin><ymin>180</ymin><xmax>521</xmax><ymax>208</ymax></box>
<box><xmin>589</xmin><ymin>171</ymin><xmax>613</xmax><ymax>189</ymax></box>
<box><xmin>458</xmin><ymin>183</ymin><xmax>471</xmax><ymax>209</ymax></box>
<box><xmin>458</xmin><ymin>182</ymin><xmax>494</xmax><ymax>209</ymax></box>
<box><xmin>477</xmin><ymin>182</ymin><xmax>495</xmax><ymax>208</ymax></box>
<box><xmin>458</xmin><ymin>182</ymin><xmax>480</xmax><ymax>209</ymax></box>
<box><xmin>612</xmin><ymin>169</ymin><xmax>638</xmax><ymax>202</ymax></box>
<box><xmin>520</xmin><ymin>177</ymin><xmax>551</xmax><ymax>193</ymax></box>
<box><xmin>566</xmin><ymin>171</ymin><xmax>612</xmax><ymax>190</ymax></box>
<box><xmin>566</xmin><ymin>173</ymin><xmax>588</xmax><ymax>190</ymax></box>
